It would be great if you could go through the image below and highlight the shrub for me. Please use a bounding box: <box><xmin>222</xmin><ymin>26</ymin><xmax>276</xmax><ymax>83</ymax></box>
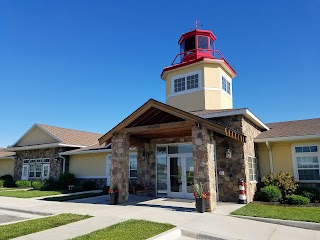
<box><xmin>0</xmin><ymin>180</ymin><xmax>4</xmax><ymax>188</ymax></box>
<box><xmin>297</xmin><ymin>187</ymin><xmax>320</xmax><ymax>203</ymax></box>
<box><xmin>16</xmin><ymin>180</ymin><xmax>31</xmax><ymax>188</ymax></box>
<box><xmin>81</xmin><ymin>180</ymin><xmax>96</xmax><ymax>191</ymax></box>
<box><xmin>286</xmin><ymin>194</ymin><xmax>310</xmax><ymax>205</ymax></box>
<box><xmin>59</xmin><ymin>172</ymin><xmax>76</xmax><ymax>189</ymax></box>
<box><xmin>42</xmin><ymin>178</ymin><xmax>59</xmax><ymax>191</ymax></box>
<box><xmin>262</xmin><ymin>172</ymin><xmax>298</xmax><ymax>199</ymax></box>
<box><xmin>32</xmin><ymin>181</ymin><xmax>45</xmax><ymax>190</ymax></box>
<box><xmin>259</xmin><ymin>185</ymin><xmax>282</xmax><ymax>202</ymax></box>
<box><xmin>0</xmin><ymin>174</ymin><xmax>15</xmax><ymax>187</ymax></box>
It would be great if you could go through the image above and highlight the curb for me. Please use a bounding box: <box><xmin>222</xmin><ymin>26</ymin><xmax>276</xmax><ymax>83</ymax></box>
<box><xmin>0</xmin><ymin>207</ymin><xmax>52</xmax><ymax>216</ymax></box>
<box><xmin>147</xmin><ymin>227</ymin><xmax>181</xmax><ymax>240</ymax></box>
<box><xmin>181</xmin><ymin>228</ymin><xmax>238</xmax><ymax>240</ymax></box>
<box><xmin>233</xmin><ymin>215</ymin><xmax>320</xmax><ymax>231</ymax></box>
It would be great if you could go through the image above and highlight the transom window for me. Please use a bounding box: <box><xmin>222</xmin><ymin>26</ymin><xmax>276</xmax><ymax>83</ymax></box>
<box><xmin>129</xmin><ymin>154</ymin><xmax>138</xmax><ymax>179</ymax></box>
<box><xmin>295</xmin><ymin>145</ymin><xmax>320</xmax><ymax>181</ymax></box>
<box><xmin>222</xmin><ymin>76</ymin><xmax>231</xmax><ymax>95</ymax></box>
<box><xmin>173</xmin><ymin>73</ymin><xmax>199</xmax><ymax>93</ymax></box>
<box><xmin>248</xmin><ymin>157</ymin><xmax>258</xmax><ymax>181</ymax></box>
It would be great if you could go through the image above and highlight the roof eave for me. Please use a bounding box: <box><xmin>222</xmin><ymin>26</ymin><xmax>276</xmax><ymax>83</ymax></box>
<box><xmin>255</xmin><ymin>134</ymin><xmax>320</xmax><ymax>143</ymax></box>
<box><xmin>7</xmin><ymin>143</ymin><xmax>87</xmax><ymax>151</ymax></box>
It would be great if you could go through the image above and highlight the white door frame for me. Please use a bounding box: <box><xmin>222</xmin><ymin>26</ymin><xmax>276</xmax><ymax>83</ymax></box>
<box><xmin>167</xmin><ymin>153</ymin><xmax>193</xmax><ymax>199</ymax></box>
<box><xmin>42</xmin><ymin>164</ymin><xmax>50</xmax><ymax>179</ymax></box>
<box><xmin>106</xmin><ymin>154</ymin><xmax>111</xmax><ymax>186</ymax></box>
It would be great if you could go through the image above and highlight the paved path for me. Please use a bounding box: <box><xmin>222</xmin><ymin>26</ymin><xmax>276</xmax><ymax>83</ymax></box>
<box><xmin>0</xmin><ymin>209</ymin><xmax>42</xmax><ymax>226</ymax></box>
<box><xmin>0</xmin><ymin>195</ymin><xmax>319</xmax><ymax>240</ymax></box>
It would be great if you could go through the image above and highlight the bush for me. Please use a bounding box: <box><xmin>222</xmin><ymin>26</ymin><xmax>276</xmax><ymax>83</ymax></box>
<box><xmin>16</xmin><ymin>180</ymin><xmax>31</xmax><ymax>188</ymax></box>
<box><xmin>259</xmin><ymin>185</ymin><xmax>282</xmax><ymax>202</ymax></box>
<box><xmin>59</xmin><ymin>172</ymin><xmax>76</xmax><ymax>189</ymax></box>
<box><xmin>32</xmin><ymin>181</ymin><xmax>45</xmax><ymax>190</ymax></box>
<box><xmin>42</xmin><ymin>178</ymin><xmax>59</xmax><ymax>191</ymax></box>
<box><xmin>81</xmin><ymin>180</ymin><xmax>96</xmax><ymax>191</ymax></box>
<box><xmin>286</xmin><ymin>194</ymin><xmax>310</xmax><ymax>205</ymax></box>
<box><xmin>262</xmin><ymin>172</ymin><xmax>298</xmax><ymax>199</ymax></box>
<box><xmin>0</xmin><ymin>174</ymin><xmax>15</xmax><ymax>187</ymax></box>
<box><xmin>0</xmin><ymin>180</ymin><xmax>4</xmax><ymax>188</ymax></box>
<box><xmin>297</xmin><ymin>187</ymin><xmax>320</xmax><ymax>203</ymax></box>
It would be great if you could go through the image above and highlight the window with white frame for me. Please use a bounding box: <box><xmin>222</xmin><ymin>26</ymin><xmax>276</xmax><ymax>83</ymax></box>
<box><xmin>23</xmin><ymin>158</ymin><xmax>51</xmax><ymax>179</ymax></box>
<box><xmin>295</xmin><ymin>145</ymin><xmax>320</xmax><ymax>181</ymax></box>
<box><xmin>173</xmin><ymin>73</ymin><xmax>199</xmax><ymax>93</ymax></box>
<box><xmin>222</xmin><ymin>76</ymin><xmax>231</xmax><ymax>95</ymax></box>
<box><xmin>248</xmin><ymin>157</ymin><xmax>258</xmax><ymax>181</ymax></box>
<box><xmin>129</xmin><ymin>154</ymin><xmax>138</xmax><ymax>178</ymax></box>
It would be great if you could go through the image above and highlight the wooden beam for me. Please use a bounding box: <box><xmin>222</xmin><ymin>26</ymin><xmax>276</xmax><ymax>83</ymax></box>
<box><xmin>121</xmin><ymin>121</ymin><xmax>193</xmax><ymax>134</ymax></box>
<box><xmin>127</xmin><ymin>108</ymin><xmax>159</xmax><ymax>127</ymax></box>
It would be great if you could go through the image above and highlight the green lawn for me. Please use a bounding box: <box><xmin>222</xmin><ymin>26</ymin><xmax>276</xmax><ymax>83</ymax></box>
<box><xmin>44</xmin><ymin>191</ymin><xmax>107</xmax><ymax>201</ymax></box>
<box><xmin>0</xmin><ymin>213</ymin><xmax>91</xmax><ymax>240</ymax></box>
<box><xmin>231</xmin><ymin>203</ymin><xmax>320</xmax><ymax>223</ymax></box>
<box><xmin>0</xmin><ymin>188</ymin><xmax>20</xmax><ymax>191</ymax></box>
<box><xmin>0</xmin><ymin>189</ymin><xmax>65</xmax><ymax>198</ymax></box>
<box><xmin>71</xmin><ymin>219</ymin><xmax>175</xmax><ymax>240</ymax></box>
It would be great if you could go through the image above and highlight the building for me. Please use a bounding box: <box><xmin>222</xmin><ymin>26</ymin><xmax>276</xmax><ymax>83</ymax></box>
<box><xmin>1</xmin><ymin>27</ymin><xmax>319</xmax><ymax>212</ymax></box>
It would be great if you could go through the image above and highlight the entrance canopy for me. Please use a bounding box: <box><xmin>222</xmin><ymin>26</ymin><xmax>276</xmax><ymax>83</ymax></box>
<box><xmin>99</xmin><ymin>99</ymin><xmax>246</xmax><ymax>146</ymax></box>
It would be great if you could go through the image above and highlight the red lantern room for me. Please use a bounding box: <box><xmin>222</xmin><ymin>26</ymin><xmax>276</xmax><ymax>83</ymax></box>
<box><xmin>178</xmin><ymin>29</ymin><xmax>217</xmax><ymax>63</ymax></box>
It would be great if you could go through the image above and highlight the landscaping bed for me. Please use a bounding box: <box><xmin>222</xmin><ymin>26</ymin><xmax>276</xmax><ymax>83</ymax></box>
<box><xmin>231</xmin><ymin>202</ymin><xmax>320</xmax><ymax>223</ymax></box>
<box><xmin>71</xmin><ymin>219</ymin><xmax>175</xmax><ymax>240</ymax></box>
<box><xmin>0</xmin><ymin>213</ymin><xmax>91</xmax><ymax>240</ymax></box>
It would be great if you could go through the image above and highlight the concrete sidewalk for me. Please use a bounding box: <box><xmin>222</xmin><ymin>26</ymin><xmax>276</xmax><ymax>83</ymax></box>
<box><xmin>0</xmin><ymin>196</ymin><xmax>319</xmax><ymax>240</ymax></box>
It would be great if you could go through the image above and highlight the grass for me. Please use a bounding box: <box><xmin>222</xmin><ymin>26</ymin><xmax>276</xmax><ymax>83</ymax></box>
<box><xmin>71</xmin><ymin>219</ymin><xmax>175</xmax><ymax>240</ymax></box>
<box><xmin>231</xmin><ymin>203</ymin><xmax>320</xmax><ymax>223</ymax></box>
<box><xmin>0</xmin><ymin>213</ymin><xmax>91</xmax><ymax>240</ymax></box>
<box><xmin>44</xmin><ymin>191</ymin><xmax>107</xmax><ymax>201</ymax></box>
<box><xmin>0</xmin><ymin>188</ymin><xmax>20</xmax><ymax>191</ymax></box>
<box><xmin>0</xmin><ymin>189</ymin><xmax>65</xmax><ymax>198</ymax></box>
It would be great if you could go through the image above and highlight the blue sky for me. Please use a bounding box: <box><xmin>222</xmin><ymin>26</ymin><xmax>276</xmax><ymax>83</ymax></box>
<box><xmin>0</xmin><ymin>0</ymin><xmax>319</xmax><ymax>147</ymax></box>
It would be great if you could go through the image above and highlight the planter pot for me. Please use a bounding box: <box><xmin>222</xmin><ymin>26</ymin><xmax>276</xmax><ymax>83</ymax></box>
<box><xmin>195</xmin><ymin>198</ymin><xmax>206</xmax><ymax>213</ymax></box>
<box><xmin>109</xmin><ymin>192</ymin><xmax>119</xmax><ymax>205</ymax></box>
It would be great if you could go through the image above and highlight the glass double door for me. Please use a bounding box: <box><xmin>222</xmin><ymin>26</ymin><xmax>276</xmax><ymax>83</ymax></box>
<box><xmin>167</xmin><ymin>155</ymin><xmax>194</xmax><ymax>199</ymax></box>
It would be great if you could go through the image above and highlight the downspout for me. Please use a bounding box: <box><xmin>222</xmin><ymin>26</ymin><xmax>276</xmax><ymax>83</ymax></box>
<box><xmin>59</xmin><ymin>154</ymin><xmax>66</xmax><ymax>173</ymax></box>
<box><xmin>265</xmin><ymin>141</ymin><xmax>274</xmax><ymax>174</ymax></box>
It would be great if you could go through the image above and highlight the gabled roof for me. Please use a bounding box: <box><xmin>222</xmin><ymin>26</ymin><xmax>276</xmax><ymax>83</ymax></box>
<box><xmin>11</xmin><ymin>124</ymin><xmax>103</xmax><ymax>149</ymax></box>
<box><xmin>255</xmin><ymin>118</ymin><xmax>320</xmax><ymax>142</ymax></box>
<box><xmin>99</xmin><ymin>99</ymin><xmax>246</xmax><ymax>145</ymax></box>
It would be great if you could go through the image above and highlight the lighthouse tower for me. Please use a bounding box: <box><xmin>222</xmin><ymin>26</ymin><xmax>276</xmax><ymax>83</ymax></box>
<box><xmin>161</xmin><ymin>26</ymin><xmax>236</xmax><ymax>112</ymax></box>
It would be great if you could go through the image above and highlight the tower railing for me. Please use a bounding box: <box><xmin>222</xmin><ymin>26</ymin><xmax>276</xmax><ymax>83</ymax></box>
<box><xmin>171</xmin><ymin>49</ymin><xmax>233</xmax><ymax>72</ymax></box>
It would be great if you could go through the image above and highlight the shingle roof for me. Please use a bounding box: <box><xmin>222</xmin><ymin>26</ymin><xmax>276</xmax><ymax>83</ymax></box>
<box><xmin>37</xmin><ymin>124</ymin><xmax>103</xmax><ymax>147</ymax></box>
<box><xmin>256</xmin><ymin>118</ymin><xmax>320</xmax><ymax>139</ymax></box>
<box><xmin>0</xmin><ymin>149</ymin><xmax>15</xmax><ymax>158</ymax></box>
<box><xmin>190</xmin><ymin>108</ymin><xmax>247</xmax><ymax>116</ymax></box>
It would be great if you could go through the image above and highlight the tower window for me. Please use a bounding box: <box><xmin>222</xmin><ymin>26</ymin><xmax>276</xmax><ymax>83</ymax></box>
<box><xmin>187</xmin><ymin>74</ymin><xmax>199</xmax><ymax>89</ymax></box>
<box><xmin>173</xmin><ymin>73</ymin><xmax>199</xmax><ymax>93</ymax></box>
<box><xmin>184</xmin><ymin>37</ymin><xmax>196</xmax><ymax>51</ymax></box>
<box><xmin>222</xmin><ymin>76</ymin><xmax>231</xmax><ymax>95</ymax></box>
<box><xmin>174</xmin><ymin>77</ymin><xmax>186</xmax><ymax>92</ymax></box>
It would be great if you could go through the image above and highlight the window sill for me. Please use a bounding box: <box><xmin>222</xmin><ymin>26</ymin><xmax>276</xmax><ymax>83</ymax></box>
<box><xmin>249</xmin><ymin>180</ymin><xmax>258</xmax><ymax>184</ymax></box>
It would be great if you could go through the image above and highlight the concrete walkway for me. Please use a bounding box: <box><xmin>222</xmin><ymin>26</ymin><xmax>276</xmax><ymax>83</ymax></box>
<box><xmin>0</xmin><ymin>195</ymin><xmax>319</xmax><ymax>240</ymax></box>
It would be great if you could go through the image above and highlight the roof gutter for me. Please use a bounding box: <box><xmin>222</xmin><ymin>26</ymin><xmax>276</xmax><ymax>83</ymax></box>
<box><xmin>255</xmin><ymin>134</ymin><xmax>320</xmax><ymax>143</ymax></box>
<box><xmin>6</xmin><ymin>143</ymin><xmax>87</xmax><ymax>151</ymax></box>
<box><xmin>265</xmin><ymin>141</ymin><xmax>274</xmax><ymax>174</ymax></box>
<box><xmin>60</xmin><ymin>149</ymin><xmax>112</xmax><ymax>156</ymax></box>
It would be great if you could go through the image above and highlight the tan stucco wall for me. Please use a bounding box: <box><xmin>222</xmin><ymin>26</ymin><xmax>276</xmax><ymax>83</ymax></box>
<box><xmin>69</xmin><ymin>152</ymin><xmax>108</xmax><ymax>177</ymax></box>
<box><xmin>258</xmin><ymin>139</ymin><xmax>320</xmax><ymax>178</ymax></box>
<box><xmin>0</xmin><ymin>158</ymin><xmax>14</xmax><ymax>176</ymax></box>
<box><xmin>163</xmin><ymin>61</ymin><xmax>234</xmax><ymax>112</ymax></box>
<box><xmin>16</xmin><ymin>127</ymin><xmax>58</xmax><ymax>147</ymax></box>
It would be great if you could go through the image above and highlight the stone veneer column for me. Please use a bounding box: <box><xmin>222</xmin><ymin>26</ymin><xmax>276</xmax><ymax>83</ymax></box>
<box><xmin>192</xmin><ymin>125</ymin><xmax>217</xmax><ymax>212</ymax></box>
<box><xmin>111</xmin><ymin>133</ymin><xmax>129</xmax><ymax>203</ymax></box>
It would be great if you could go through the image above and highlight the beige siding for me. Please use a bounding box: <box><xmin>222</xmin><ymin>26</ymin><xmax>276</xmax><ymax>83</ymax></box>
<box><xmin>69</xmin><ymin>152</ymin><xmax>107</xmax><ymax>177</ymax></box>
<box><xmin>16</xmin><ymin>127</ymin><xmax>58</xmax><ymax>147</ymax></box>
<box><xmin>0</xmin><ymin>158</ymin><xmax>14</xmax><ymax>176</ymax></box>
<box><xmin>258</xmin><ymin>140</ymin><xmax>320</xmax><ymax>178</ymax></box>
